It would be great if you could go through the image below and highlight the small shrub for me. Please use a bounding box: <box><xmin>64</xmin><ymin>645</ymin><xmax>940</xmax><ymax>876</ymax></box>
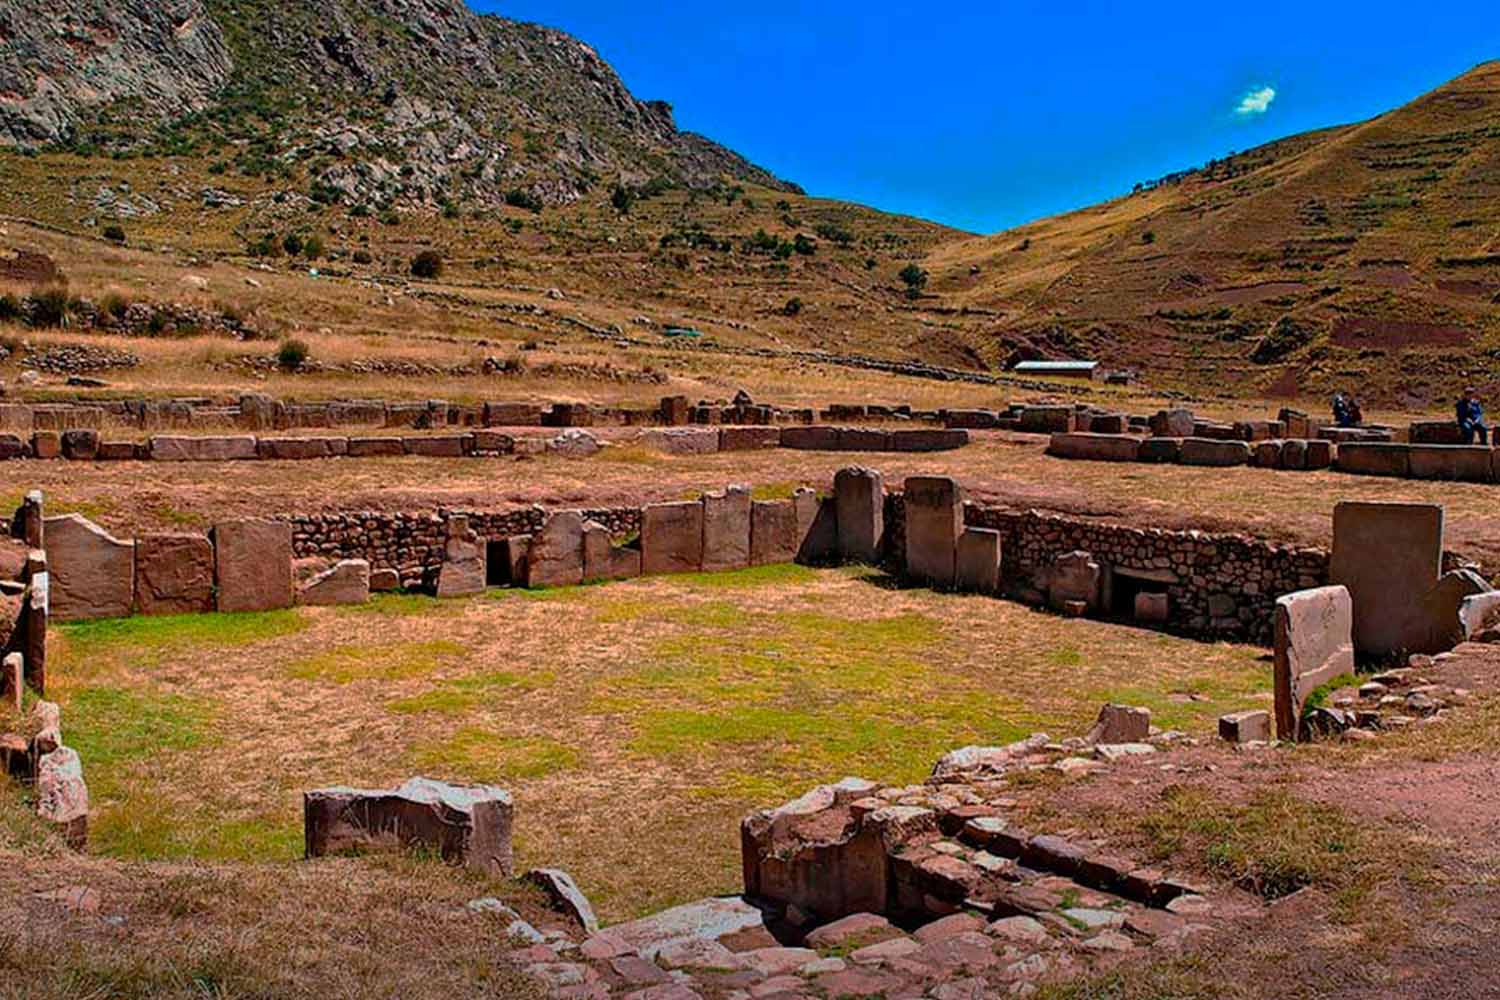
<box><xmin>102</xmin><ymin>291</ymin><xmax>132</xmax><ymax>319</ymax></box>
<box><xmin>30</xmin><ymin>285</ymin><xmax>71</xmax><ymax>328</ymax></box>
<box><xmin>783</xmin><ymin>297</ymin><xmax>803</xmax><ymax>317</ymax></box>
<box><xmin>1142</xmin><ymin>230</ymin><xmax>1156</xmax><ymax>245</ymax></box>
<box><xmin>0</xmin><ymin>294</ymin><xmax>21</xmax><ymax>321</ymax></box>
<box><xmin>504</xmin><ymin>189</ymin><xmax>543</xmax><ymax>214</ymax></box>
<box><xmin>281</xmin><ymin>233</ymin><xmax>304</xmax><ymax>256</ymax></box>
<box><xmin>410</xmin><ymin>250</ymin><xmax>443</xmax><ymax>280</ymax></box>
<box><xmin>352</xmin><ymin>249</ymin><xmax>373</xmax><ymax>265</ymax></box>
<box><xmin>277</xmin><ymin>338</ymin><xmax>309</xmax><ymax>371</ymax></box>
<box><xmin>611</xmin><ymin>184</ymin><xmax>634</xmax><ymax>215</ymax></box>
<box><xmin>302</xmin><ymin>235</ymin><xmax>324</xmax><ymax>260</ymax></box>
<box><xmin>102</xmin><ymin>224</ymin><xmax>126</xmax><ymax>244</ymax></box>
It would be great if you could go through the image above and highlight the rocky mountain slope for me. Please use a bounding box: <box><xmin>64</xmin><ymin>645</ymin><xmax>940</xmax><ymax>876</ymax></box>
<box><xmin>0</xmin><ymin>0</ymin><xmax>796</xmax><ymax>209</ymax></box>
<box><xmin>927</xmin><ymin>62</ymin><xmax>1500</xmax><ymax>405</ymax></box>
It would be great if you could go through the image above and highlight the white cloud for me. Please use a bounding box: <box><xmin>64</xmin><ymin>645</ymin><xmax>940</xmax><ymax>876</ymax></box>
<box><xmin>1235</xmin><ymin>85</ymin><xmax>1277</xmax><ymax>116</ymax></box>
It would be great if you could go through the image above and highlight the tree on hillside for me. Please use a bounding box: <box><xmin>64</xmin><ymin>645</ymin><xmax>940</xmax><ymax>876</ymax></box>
<box><xmin>611</xmin><ymin>183</ymin><xmax>634</xmax><ymax>215</ymax></box>
<box><xmin>899</xmin><ymin>263</ymin><xmax>928</xmax><ymax>299</ymax></box>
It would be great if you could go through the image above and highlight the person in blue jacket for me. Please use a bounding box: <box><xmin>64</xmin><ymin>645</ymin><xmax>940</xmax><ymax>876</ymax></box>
<box><xmin>1457</xmin><ymin>386</ymin><xmax>1489</xmax><ymax>445</ymax></box>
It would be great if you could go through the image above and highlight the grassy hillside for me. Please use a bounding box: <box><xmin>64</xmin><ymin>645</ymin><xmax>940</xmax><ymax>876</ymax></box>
<box><xmin>927</xmin><ymin>61</ymin><xmax>1500</xmax><ymax>405</ymax></box>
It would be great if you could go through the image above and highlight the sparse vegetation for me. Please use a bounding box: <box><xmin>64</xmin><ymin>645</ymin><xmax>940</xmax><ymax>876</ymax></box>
<box><xmin>276</xmin><ymin>337</ymin><xmax>309</xmax><ymax>371</ymax></box>
<box><xmin>410</xmin><ymin>250</ymin><xmax>443</xmax><ymax>279</ymax></box>
<box><xmin>102</xmin><ymin>224</ymin><xmax>126</xmax><ymax>244</ymax></box>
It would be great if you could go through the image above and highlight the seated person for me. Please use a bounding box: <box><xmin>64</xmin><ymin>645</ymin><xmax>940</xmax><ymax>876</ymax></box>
<box><xmin>1457</xmin><ymin>387</ymin><xmax>1489</xmax><ymax>445</ymax></box>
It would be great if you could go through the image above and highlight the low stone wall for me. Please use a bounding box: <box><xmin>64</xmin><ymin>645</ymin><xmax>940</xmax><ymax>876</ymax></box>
<box><xmin>0</xmin><ymin>424</ymin><xmax>969</xmax><ymax>464</ymax></box>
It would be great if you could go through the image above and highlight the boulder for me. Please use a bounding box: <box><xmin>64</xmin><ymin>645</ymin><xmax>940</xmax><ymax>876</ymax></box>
<box><xmin>1086</xmin><ymin>704</ymin><xmax>1150</xmax><ymax>745</ymax></box>
<box><xmin>347</xmin><ymin>437</ymin><xmax>407</xmax><ymax>458</ymax></box>
<box><xmin>1219</xmin><ymin>710</ymin><xmax>1271</xmax><ymax>744</ymax></box>
<box><xmin>701</xmin><ymin>486</ymin><xmax>752</xmax><ymax>572</ymax></box>
<box><xmin>404</xmin><ymin>435</ymin><xmax>469</xmax><ymax>458</ymax></box>
<box><xmin>369</xmin><ymin>568</ymin><xmax>401</xmax><ymax>592</ymax></box>
<box><xmin>639</xmin><ymin>428</ymin><xmax>719</xmax><ymax>454</ymax></box>
<box><xmin>31</xmin><ymin>431</ymin><xmax>60</xmax><ymax>459</ymax></box>
<box><xmin>256</xmin><ymin>437</ymin><xmax>349</xmax><ymax>460</ymax></box>
<box><xmin>795</xmin><ymin>488</ymin><xmax>838</xmax><ymax>564</ymax></box>
<box><xmin>889</xmin><ymin>429</ymin><xmax>969</xmax><ymax>452</ymax></box>
<box><xmin>780</xmin><ymin>426</ymin><xmax>841</xmax><ymax>451</ymax></box>
<box><xmin>1149</xmin><ymin>409</ymin><xmax>1195</xmax><ymax>437</ymax></box>
<box><xmin>35</xmin><ymin>746</ymin><xmax>88</xmax><ymax>848</ymax></box>
<box><xmin>526</xmin><ymin>868</ymin><xmax>600</xmax><ymax>935</ymax></box>
<box><xmin>1407</xmin><ymin>445</ymin><xmax>1493</xmax><ymax>483</ymax></box>
<box><xmin>212</xmin><ymin>519</ymin><xmax>294</xmax><ymax>613</ymax></box>
<box><xmin>1134</xmin><ymin>592</ymin><xmax>1169</xmax><ymax>623</ymax></box>
<box><xmin>1138</xmin><ymin>438</ymin><xmax>1181</xmax><ymax>463</ymax></box>
<box><xmin>303</xmin><ymin>778</ymin><xmax>513</xmax><ymax>875</ymax></box>
<box><xmin>834</xmin><ymin>467</ymin><xmax>884</xmax><ymax>564</ymax></box>
<box><xmin>298</xmin><ymin>559</ymin><xmax>371</xmax><ymax>606</ymax></box>
<box><xmin>546</xmin><ymin>429</ymin><xmax>601</xmax><ymax>458</ymax></box>
<box><xmin>135</xmin><ymin>533</ymin><xmax>215</xmax><ymax>616</ymax></box>
<box><xmin>1334</xmin><ymin>443</ymin><xmax>1410</xmax><ymax>478</ymax></box>
<box><xmin>43</xmin><ymin>514</ymin><xmax>134</xmax><ymax>621</ymax></box>
<box><xmin>60</xmin><ymin>429</ymin><xmax>99</xmax><ymax>461</ymax></box>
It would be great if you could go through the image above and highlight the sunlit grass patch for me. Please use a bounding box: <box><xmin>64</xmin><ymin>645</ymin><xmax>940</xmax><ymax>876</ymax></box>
<box><xmin>64</xmin><ymin>686</ymin><xmax>211</xmax><ymax>783</ymax></box>
<box><xmin>93</xmin><ymin>794</ymin><xmax>300</xmax><ymax>862</ymax></box>
<box><xmin>334</xmin><ymin>592</ymin><xmax>462</xmax><ymax>618</ymax></box>
<box><xmin>388</xmin><ymin>670</ymin><xmax>554</xmax><ymax>715</ymax></box>
<box><xmin>408</xmin><ymin>726</ymin><xmax>581</xmax><ymax>782</ymax></box>
<box><xmin>286</xmin><ymin>640</ymin><xmax>468</xmax><ymax>684</ymax></box>
<box><xmin>674</xmin><ymin>563</ymin><xmax>818</xmax><ymax>589</ymax></box>
<box><xmin>55</xmin><ymin>610</ymin><xmax>308</xmax><ymax>681</ymax></box>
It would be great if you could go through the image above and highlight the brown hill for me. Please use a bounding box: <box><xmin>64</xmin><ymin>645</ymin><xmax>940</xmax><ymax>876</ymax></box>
<box><xmin>926</xmin><ymin>61</ymin><xmax>1500</xmax><ymax>406</ymax></box>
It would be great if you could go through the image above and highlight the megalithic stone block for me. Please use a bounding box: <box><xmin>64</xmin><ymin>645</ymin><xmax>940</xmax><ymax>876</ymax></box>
<box><xmin>526</xmin><ymin>511</ymin><xmax>585</xmax><ymax>588</ymax></box>
<box><xmin>135</xmin><ymin>533</ymin><xmax>215</xmax><ymax>615</ymax></box>
<box><xmin>834</xmin><ymin>467</ymin><xmax>884</xmax><ymax>564</ymax></box>
<box><xmin>43</xmin><ymin>514</ymin><xmax>134</xmax><ymax>621</ymax></box>
<box><xmin>1273</xmin><ymin>585</ymin><xmax>1355</xmax><ymax>741</ymax></box>
<box><xmin>904</xmin><ymin>476</ymin><xmax>964</xmax><ymax>586</ymax></box>
<box><xmin>794</xmin><ymin>488</ymin><xmax>837</xmax><ymax>565</ymax></box>
<box><xmin>641</xmin><ymin>501</ymin><xmax>704</xmax><ymax>575</ymax></box>
<box><xmin>212</xmin><ymin>518</ymin><xmax>294</xmax><ymax>612</ymax></box>
<box><xmin>1329</xmin><ymin>502</ymin><xmax>1442</xmax><ymax>659</ymax></box>
<box><xmin>303</xmin><ymin>778</ymin><xmax>514</xmax><ymax>875</ymax></box>
<box><xmin>701</xmin><ymin>485</ymin><xmax>752</xmax><ymax>572</ymax></box>
<box><xmin>955</xmin><ymin>528</ymin><xmax>1002</xmax><ymax>595</ymax></box>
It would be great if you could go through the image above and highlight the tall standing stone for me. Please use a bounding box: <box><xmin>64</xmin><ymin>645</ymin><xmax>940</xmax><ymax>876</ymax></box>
<box><xmin>135</xmin><ymin>533</ymin><xmax>215</xmax><ymax>615</ymax></box>
<box><xmin>750</xmin><ymin>499</ymin><xmax>799</xmax><ymax>566</ymax></box>
<box><xmin>955</xmin><ymin>528</ymin><xmax>1002</xmax><ymax>594</ymax></box>
<box><xmin>641</xmin><ymin>501</ymin><xmax>704</xmax><ymax>575</ymax></box>
<box><xmin>702</xmin><ymin>485</ymin><xmax>752</xmax><ymax>572</ymax></box>
<box><xmin>436</xmin><ymin>516</ymin><xmax>487</xmax><ymax>597</ymax></box>
<box><xmin>43</xmin><ymin>514</ymin><xmax>134</xmax><ymax>621</ymax></box>
<box><xmin>527</xmin><ymin>512</ymin><xmax>585</xmax><ymax>588</ymax></box>
<box><xmin>904</xmin><ymin>476</ymin><xmax>963</xmax><ymax>586</ymax></box>
<box><xmin>794</xmin><ymin>488</ymin><xmax>837</xmax><ymax>564</ymax></box>
<box><xmin>1273</xmin><ymin>585</ymin><xmax>1356</xmax><ymax>741</ymax></box>
<box><xmin>1329</xmin><ymin>502</ymin><xmax>1442</xmax><ymax>659</ymax></box>
<box><xmin>834</xmin><ymin>467</ymin><xmax>884</xmax><ymax>564</ymax></box>
<box><xmin>15</xmin><ymin>490</ymin><xmax>43</xmax><ymax>549</ymax></box>
<box><xmin>212</xmin><ymin>518</ymin><xmax>294</xmax><ymax>612</ymax></box>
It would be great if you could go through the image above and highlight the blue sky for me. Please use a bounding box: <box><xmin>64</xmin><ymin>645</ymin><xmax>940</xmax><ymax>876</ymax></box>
<box><xmin>475</xmin><ymin>2</ymin><xmax>1500</xmax><ymax>234</ymax></box>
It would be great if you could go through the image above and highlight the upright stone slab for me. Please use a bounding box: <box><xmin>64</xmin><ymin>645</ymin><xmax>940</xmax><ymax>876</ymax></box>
<box><xmin>304</xmin><ymin>778</ymin><xmax>514</xmax><ymax>875</ymax></box>
<box><xmin>135</xmin><ymin>533</ymin><xmax>215</xmax><ymax>615</ymax></box>
<box><xmin>834</xmin><ymin>467</ymin><xmax>884</xmax><ymax>564</ymax></box>
<box><xmin>1419</xmin><ymin>569</ymin><xmax>1493</xmax><ymax>652</ymax></box>
<box><xmin>1048</xmin><ymin>551</ymin><xmax>1101</xmax><ymax>613</ymax></box>
<box><xmin>44</xmin><ymin>514</ymin><xmax>134</xmax><ymax>621</ymax></box>
<box><xmin>2</xmin><ymin>652</ymin><xmax>20</xmax><ymax>713</ymax></box>
<box><xmin>212</xmin><ymin>518</ymin><xmax>294</xmax><ymax>613</ymax></box>
<box><xmin>527</xmin><ymin>511</ymin><xmax>585</xmax><ymax>588</ymax></box>
<box><xmin>701</xmin><ymin>485</ymin><xmax>752</xmax><ymax>572</ymax></box>
<box><xmin>35</xmin><ymin>746</ymin><xmax>88</xmax><ymax>849</ymax></box>
<box><xmin>16</xmin><ymin>490</ymin><xmax>43</xmax><ymax>550</ymax></box>
<box><xmin>297</xmin><ymin>559</ymin><xmax>371</xmax><ymax>606</ymax></box>
<box><xmin>641</xmin><ymin>501</ymin><xmax>704</xmax><ymax>575</ymax></box>
<box><xmin>904</xmin><ymin>476</ymin><xmax>963</xmax><ymax>586</ymax></box>
<box><xmin>1329</xmin><ymin>502</ymin><xmax>1442</xmax><ymax>659</ymax></box>
<box><xmin>794</xmin><ymin>488</ymin><xmax>837</xmax><ymax>564</ymax></box>
<box><xmin>580</xmin><ymin>520</ymin><xmax>639</xmax><ymax>583</ymax></box>
<box><xmin>1273</xmin><ymin>585</ymin><xmax>1356</xmax><ymax>741</ymax></box>
<box><xmin>436</xmin><ymin>516</ymin><xmax>486</xmax><ymax>597</ymax></box>
<box><xmin>955</xmin><ymin>528</ymin><xmax>1001</xmax><ymax>594</ymax></box>
<box><xmin>21</xmin><ymin>571</ymin><xmax>46</xmax><ymax>695</ymax></box>
<box><xmin>750</xmin><ymin>499</ymin><xmax>799</xmax><ymax>566</ymax></box>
